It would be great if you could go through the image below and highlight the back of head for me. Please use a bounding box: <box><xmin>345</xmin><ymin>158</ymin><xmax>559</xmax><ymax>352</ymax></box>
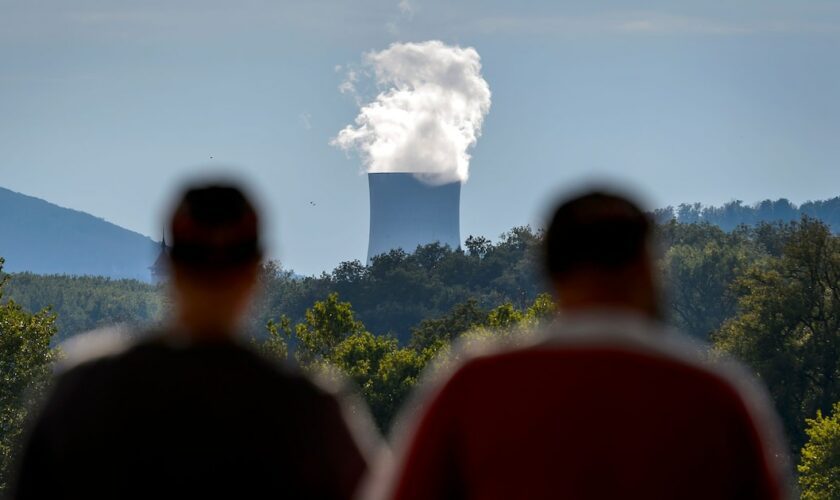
<box><xmin>544</xmin><ymin>190</ymin><xmax>656</xmax><ymax>313</ymax></box>
<box><xmin>169</xmin><ymin>184</ymin><xmax>262</xmax><ymax>273</ymax></box>
<box><xmin>166</xmin><ymin>183</ymin><xmax>264</xmax><ymax>336</ymax></box>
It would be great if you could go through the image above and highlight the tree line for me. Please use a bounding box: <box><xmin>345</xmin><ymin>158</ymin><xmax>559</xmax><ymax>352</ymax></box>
<box><xmin>654</xmin><ymin>196</ymin><xmax>840</xmax><ymax>232</ymax></box>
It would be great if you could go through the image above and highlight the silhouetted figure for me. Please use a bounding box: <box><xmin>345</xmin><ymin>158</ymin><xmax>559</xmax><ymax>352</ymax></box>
<box><xmin>12</xmin><ymin>184</ymin><xmax>372</xmax><ymax>499</ymax></box>
<box><xmin>379</xmin><ymin>191</ymin><xmax>790</xmax><ymax>500</ymax></box>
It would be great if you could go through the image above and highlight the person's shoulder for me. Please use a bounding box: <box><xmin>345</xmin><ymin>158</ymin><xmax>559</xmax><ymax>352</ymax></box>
<box><xmin>538</xmin><ymin>316</ymin><xmax>773</xmax><ymax>398</ymax></box>
<box><xmin>252</xmin><ymin>351</ymin><xmax>341</xmax><ymax>398</ymax></box>
<box><xmin>220</xmin><ymin>341</ymin><xmax>359</xmax><ymax>409</ymax></box>
<box><xmin>432</xmin><ymin>316</ymin><xmax>766</xmax><ymax>408</ymax></box>
<box><xmin>48</xmin><ymin>326</ymin><xmax>157</xmax><ymax>395</ymax></box>
<box><xmin>54</xmin><ymin>330</ymin><xmax>353</xmax><ymax>417</ymax></box>
<box><xmin>546</xmin><ymin>318</ymin><xmax>771</xmax><ymax>406</ymax></box>
<box><xmin>53</xmin><ymin>327</ymin><xmax>195</xmax><ymax>379</ymax></box>
<box><xmin>242</xmin><ymin>350</ymin><xmax>381</xmax><ymax>460</ymax></box>
<box><xmin>57</xmin><ymin>327</ymin><xmax>325</xmax><ymax>391</ymax></box>
<box><xmin>56</xmin><ymin>325</ymin><xmax>135</xmax><ymax>373</ymax></box>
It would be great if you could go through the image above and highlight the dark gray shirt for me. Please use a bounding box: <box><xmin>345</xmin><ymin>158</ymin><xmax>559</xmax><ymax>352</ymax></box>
<box><xmin>12</xmin><ymin>334</ymin><xmax>369</xmax><ymax>499</ymax></box>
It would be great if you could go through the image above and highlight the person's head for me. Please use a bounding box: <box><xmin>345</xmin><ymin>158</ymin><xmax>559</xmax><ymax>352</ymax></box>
<box><xmin>167</xmin><ymin>183</ymin><xmax>263</xmax><ymax>338</ymax></box>
<box><xmin>543</xmin><ymin>190</ymin><xmax>659</xmax><ymax>317</ymax></box>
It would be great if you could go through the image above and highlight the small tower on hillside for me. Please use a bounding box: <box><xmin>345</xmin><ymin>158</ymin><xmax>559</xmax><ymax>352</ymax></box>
<box><xmin>149</xmin><ymin>234</ymin><xmax>170</xmax><ymax>285</ymax></box>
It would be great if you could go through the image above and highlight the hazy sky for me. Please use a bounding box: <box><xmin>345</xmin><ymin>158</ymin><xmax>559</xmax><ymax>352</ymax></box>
<box><xmin>2</xmin><ymin>1</ymin><xmax>839</xmax><ymax>275</ymax></box>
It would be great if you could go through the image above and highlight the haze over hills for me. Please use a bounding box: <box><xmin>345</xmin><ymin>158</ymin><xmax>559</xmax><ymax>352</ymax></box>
<box><xmin>0</xmin><ymin>185</ymin><xmax>838</xmax><ymax>282</ymax></box>
<box><xmin>0</xmin><ymin>186</ymin><xmax>158</xmax><ymax>281</ymax></box>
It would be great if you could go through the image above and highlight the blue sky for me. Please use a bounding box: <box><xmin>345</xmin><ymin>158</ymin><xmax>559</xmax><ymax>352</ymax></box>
<box><xmin>2</xmin><ymin>1</ymin><xmax>839</xmax><ymax>275</ymax></box>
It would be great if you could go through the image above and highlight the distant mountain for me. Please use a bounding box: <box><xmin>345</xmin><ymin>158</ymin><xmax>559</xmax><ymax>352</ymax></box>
<box><xmin>0</xmin><ymin>186</ymin><xmax>159</xmax><ymax>281</ymax></box>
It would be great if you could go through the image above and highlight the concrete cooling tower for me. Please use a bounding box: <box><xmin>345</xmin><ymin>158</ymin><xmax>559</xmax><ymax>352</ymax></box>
<box><xmin>367</xmin><ymin>172</ymin><xmax>461</xmax><ymax>262</ymax></box>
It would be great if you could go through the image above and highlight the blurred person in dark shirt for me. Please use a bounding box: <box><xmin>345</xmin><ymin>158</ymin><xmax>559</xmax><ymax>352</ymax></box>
<box><xmin>376</xmin><ymin>190</ymin><xmax>791</xmax><ymax>500</ymax></box>
<box><xmin>11</xmin><ymin>183</ymin><xmax>374</xmax><ymax>499</ymax></box>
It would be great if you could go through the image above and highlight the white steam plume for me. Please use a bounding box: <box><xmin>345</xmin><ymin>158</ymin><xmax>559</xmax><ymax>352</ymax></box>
<box><xmin>331</xmin><ymin>40</ymin><xmax>491</xmax><ymax>185</ymax></box>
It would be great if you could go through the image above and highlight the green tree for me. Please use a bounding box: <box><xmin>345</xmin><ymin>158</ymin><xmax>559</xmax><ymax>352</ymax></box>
<box><xmin>409</xmin><ymin>299</ymin><xmax>488</xmax><ymax>350</ymax></box>
<box><xmin>367</xmin><ymin>347</ymin><xmax>426</xmax><ymax>429</ymax></box>
<box><xmin>523</xmin><ymin>293</ymin><xmax>556</xmax><ymax>325</ymax></box>
<box><xmin>486</xmin><ymin>303</ymin><xmax>523</xmax><ymax>329</ymax></box>
<box><xmin>798</xmin><ymin>401</ymin><xmax>840</xmax><ymax>499</ymax></box>
<box><xmin>328</xmin><ymin>332</ymin><xmax>425</xmax><ymax>429</ymax></box>
<box><xmin>662</xmin><ymin>238</ymin><xmax>756</xmax><ymax>340</ymax></box>
<box><xmin>254</xmin><ymin>315</ymin><xmax>291</xmax><ymax>361</ymax></box>
<box><xmin>260</xmin><ymin>295</ymin><xmax>429</xmax><ymax>431</ymax></box>
<box><xmin>330</xmin><ymin>331</ymin><xmax>396</xmax><ymax>382</ymax></box>
<box><xmin>714</xmin><ymin>219</ymin><xmax>840</xmax><ymax>450</ymax></box>
<box><xmin>294</xmin><ymin>293</ymin><xmax>366</xmax><ymax>365</ymax></box>
<box><xmin>464</xmin><ymin>235</ymin><xmax>492</xmax><ymax>258</ymax></box>
<box><xmin>0</xmin><ymin>259</ymin><xmax>57</xmax><ymax>493</ymax></box>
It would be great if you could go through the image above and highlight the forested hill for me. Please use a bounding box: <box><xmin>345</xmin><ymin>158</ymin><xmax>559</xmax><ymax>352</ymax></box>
<box><xmin>0</xmin><ymin>186</ymin><xmax>158</xmax><ymax>281</ymax></box>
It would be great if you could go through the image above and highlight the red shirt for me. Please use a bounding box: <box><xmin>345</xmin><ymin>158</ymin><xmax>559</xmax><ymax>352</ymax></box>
<box><xmin>383</xmin><ymin>311</ymin><xmax>790</xmax><ymax>500</ymax></box>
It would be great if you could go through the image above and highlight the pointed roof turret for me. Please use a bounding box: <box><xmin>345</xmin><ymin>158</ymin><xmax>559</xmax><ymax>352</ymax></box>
<box><xmin>149</xmin><ymin>231</ymin><xmax>170</xmax><ymax>283</ymax></box>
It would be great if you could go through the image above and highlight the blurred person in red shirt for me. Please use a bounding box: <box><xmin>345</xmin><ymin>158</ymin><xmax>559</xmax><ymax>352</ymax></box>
<box><xmin>376</xmin><ymin>190</ymin><xmax>791</xmax><ymax>500</ymax></box>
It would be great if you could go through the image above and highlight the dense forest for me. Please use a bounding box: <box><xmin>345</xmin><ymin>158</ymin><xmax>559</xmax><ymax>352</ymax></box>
<box><xmin>4</xmin><ymin>274</ymin><xmax>164</xmax><ymax>342</ymax></box>
<box><xmin>2</xmin><ymin>216</ymin><xmax>840</xmax><ymax>496</ymax></box>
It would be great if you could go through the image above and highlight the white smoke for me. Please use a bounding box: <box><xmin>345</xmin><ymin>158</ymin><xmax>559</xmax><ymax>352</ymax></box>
<box><xmin>332</xmin><ymin>40</ymin><xmax>492</xmax><ymax>185</ymax></box>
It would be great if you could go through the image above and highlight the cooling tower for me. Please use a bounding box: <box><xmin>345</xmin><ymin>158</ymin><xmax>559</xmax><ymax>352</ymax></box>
<box><xmin>367</xmin><ymin>172</ymin><xmax>461</xmax><ymax>262</ymax></box>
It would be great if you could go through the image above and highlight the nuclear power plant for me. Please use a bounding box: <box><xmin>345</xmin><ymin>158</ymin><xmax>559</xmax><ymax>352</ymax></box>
<box><xmin>335</xmin><ymin>42</ymin><xmax>488</xmax><ymax>263</ymax></box>
<box><xmin>367</xmin><ymin>172</ymin><xmax>461</xmax><ymax>262</ymax></box>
